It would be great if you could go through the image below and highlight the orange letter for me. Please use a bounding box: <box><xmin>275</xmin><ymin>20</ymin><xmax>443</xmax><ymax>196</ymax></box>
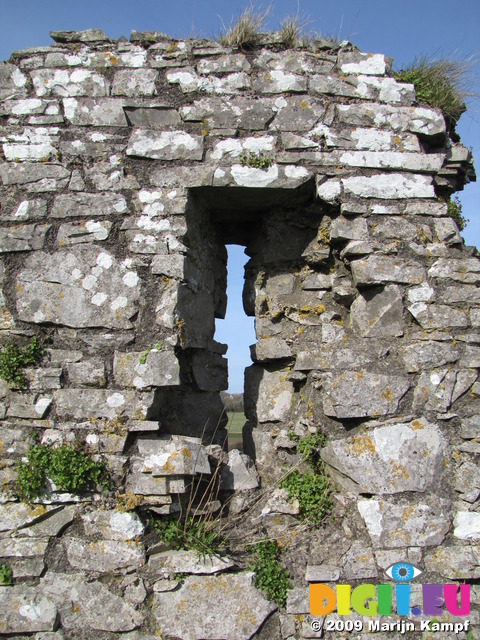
<box><xmin>309</xmin><ymin>584</ymin><xmax>336</xmax><ymax>616</ymax></box>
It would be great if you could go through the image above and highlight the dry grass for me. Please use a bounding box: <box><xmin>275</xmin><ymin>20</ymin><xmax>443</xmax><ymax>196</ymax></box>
<box><xmin>279</xmin><ymin>14</ymin><xmax>310</xmax><ymax>48</ymax></box>
<box><xmin>395</xmin><ymin>55</ymin><xmax>478</xmax><ymax>127</ymax></box>
<box><xmin>218</xmin><ymin>5</ymin><xmax>269</xmax><ymax>49</ymax></box>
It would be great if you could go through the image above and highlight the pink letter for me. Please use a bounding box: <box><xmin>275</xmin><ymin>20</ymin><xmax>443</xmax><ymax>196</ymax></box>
<box><xmin>444</xmin><ymin>584</ymin><xmax>470</xmax><ymax>616</ymax></box>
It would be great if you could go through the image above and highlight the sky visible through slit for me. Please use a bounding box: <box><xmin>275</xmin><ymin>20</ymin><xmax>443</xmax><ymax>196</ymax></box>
<box><xmin>215</xmin><ymin>245</ymin><xmax>256</xmax><ymax>392</ymax></box>
<box><xmin>1</xmin><ymin>0</ymin><xmax>479</xmax><ymax>391</ymax></box>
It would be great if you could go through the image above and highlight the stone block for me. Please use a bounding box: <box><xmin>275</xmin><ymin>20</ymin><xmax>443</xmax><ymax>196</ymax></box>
<box><xmin>136</xmin><ymin>435</ymin><xmax>211</xmax><ymax>476</ymax></box>
<box><xmin>322</xmin><ymin>418</ymin><xmax>445</xmax><ymax>494</ymax></box>
<box><xmin>54</xmin><ymin>389</ymin><xmax>154</xmax><ymax>420</ymax></box>
<box><xmin>250</xmin><ymin>337</ymin><xmax>292</xmax><ymax>362</ymax></box>
<box><xmin>401</xmin><ymin>340</ymin><xmax>460</xmax><ymax>372</ymax></box>
<box><xmin>351</xmin><ymin>254</ymin><xmax>426</xmax><ymax>286</ymax></box>
<box><xmin>57</xmin><ymin>220</ymin><xmax>112</xmax><ymax>246</ymax></box>
<box><xmin>0</xmin><ymin>503</ymin><xmax>62</xmax><ymax>533</ymax></box>
<box><xmin>31</xmin><ymin>69</ymin><xmax>109</xmax><ymax>97</ymax></box>
<box><xmin>148</xmin><ymin>550</ymin><xmax>234</xmax><ymax>576</ymax></box>
<box><xmin>113</xmin><ymin>349</ymin><xmax>180</xmax><ymax>388</ymax></box>
<box><xmin>244</xmin><ymin>366</ymin><xmax>294</xmax><ymax>423</ymax></box>
<box><xmin>126</xmin><ymin>129</ymin><xmax>203</xmax><ymax>160</ymax></box>
<box><xmin>0</xmin><ymin>64</ymin><xmax>27</xmax><ymax>101</ymax></box>
<box><xmin>152</xmin><ymin>572</ymin><xmax>277</xmax><ymax>640</ymax></box>
<box><xmin>81</xmin><ymin>509</ymin><xmax>144</xmax><ymax>540</ymax></box>
<box><xmin>350</xmin><ymin>285</ymin><xmax>404</xmax><ymax>337</ymax></box>
<box><xmin>124</xmin><ymin>106</ymin><xmax>181</xmax><ymax>127</ymax></box>
<box><xmin>63</xmin><ymin>97</ymin><xmax>128</xmax><ymax>126</ymax></box>
<box><xmin>0</xmin><ymin>162</ymin><xmax>69</xmax><ymax>186</ymax></box>
<box><xmin>0</xmin><ymin>587</ymin><xmax>57</xmax><ymax>633</ymax></box>
<box><xmin>17</xmin><ymin>248</ymin><xmax>140</xmax><ymax>329</ymax></box>
<box><xmin>191</xmin><ymin>351</ymin><xmax>228</xmax><ymax>391</ymax></box>
<box><xmin>3</xmin><ymin>198</ymin><xmax>47</xmax><ymax>221</ymax></box>
<box><xmin>0</xmin><ymin>223</ymin><xmax>50</xmax><ymax>252</ymax></box>
<box><xmin>66</xmin><ymin>359</ymin><xmax>106</xmax><ymax>387</ymax></box>
<box><xmin>180</xmin><ymin>96</ymin><xmax>274</xmax><ymax>130</ymax></box>
<box><xmin>111</xmin><ymin>69</ymin><xmax>158</xmax><ymax>96</ymax></box>
<box><xmin>358</xmin><ymin>497</ymin><xmax>451</xmax><ymax>548</ymax></box>
<box><xmin>65</xmin><ymin>538</ymin><xmax>145</xmax><ymax>572</ymax></box>
<box><xmin>220</xmin><ymin>449</ymin><xmax>259</xmax><ymax>490</ymax></box>
<box><xmin>428</xmin><ymin>257</ymin><xmax>480</xmax><ymax>284</ymax></box>
<box><xmin>321</xmin><ymin>371</ymin><xmax>410</xmax><ymax>419</ymax></box>
<box><xmin>343</xmin><ymin>173</ymin><xmax>434</xmax><ymax>199</ymax></box>
<box><xmin>52</xmin><ymin>192</ymin><xmax>127</xmax><ymax>218</ymax></box>
<box><xmin>338</xmin><ymin>52</ymin><xmax>387</xmax><ymax>75</ymax></box>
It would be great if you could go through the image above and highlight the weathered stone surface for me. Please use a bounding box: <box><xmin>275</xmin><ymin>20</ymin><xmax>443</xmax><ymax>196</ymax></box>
<box><xmin>426</xmin><ymin>546</ymin><xmax>480</xmax><ymax>580</ymax></box>
<box><xmin>350</xmin><ymin>285</ymin><xmax>404</xmax><ymax>337</ymax></box>
<box><xmin>0</xmin><ymin>64</ymin><xmax>28</xmax><ymax>101</ymax></box>
<box><xmin>191</xmin><ymin>351</ymin><xmax>228</xmax><ymax>391</ymax></box>
<box><xmin>220</xmin><ymin>449</ymin><xmax>259</xmax><ymax>490</ymax></box>
<box><xmin>321</xmin><ymin>371</ymin><xmax>409</xmax><ymax>419</ymax></box>
<box><xmin>148</xmin><ymin>550</ymin><xmax>234</xmax><ymax>576</ymax></box>
<box><xmin>17</xmin><ymin>505</ymin><xmax>76</xmax><ymax>538</ymax></box>
<box><xmin>335</xmin><ymin>103</ymin><xmax>446</xmax><ymax>136</ymax></box>
<box><xmin>342</xmin><ymin>173</ymin><xmax>434</xmax><ymax>199</ymax></box>
<box><xmin>17</xmin><ymin>248</ymin><xmax>140</xmax><ymax>329</ymax></box>
<box><xmin>52</xmin><ymin>192</ymin><xmax>127</xmax><ymax>218</ymax></box>
<box><xmin>342</xmin><ymin>541</ymin><xmax>378</xmax><ymax>579</ymax></box>
<box><xmin>49</xmin><ymin>29</ymin><xmax>109</xmax><ymax>43</ymax></box>
<box><xmin>250</xmin><ymin>337</ymin><xmax>292</xmax><ymax>361</ymax></box>
<box><xmin>0</xmin><ymin>162</ymin><xmax>69</xmax><ymax>186</ymax></box>
<box><xmin>358</xmin><ymin>497</ymin><xmax>451</xmax><ymax>549</ymax></box>
<box><xmin>41</xmin><ymin>572</ymin><xmax>144</xmax><ymax>631</ymax></box>
<box><xmin>54</xmin><ymin>388</ymin><xmax>154</xmax><ymax>420</ymax></box>
<box><xmin>127</xmin><ymin>129</ymin><xmax>203</xmax><ymax>159</ymax></box>
<box><xmin>0</xmin><ymin>587</ymin><xmax>57</xmax><ymax>633</ymax></box>
<box><xmin>401</xmin><ymin>340</ymin><xmax>462</xmax><ymax>373</ymax></box>
<box><xmin>137</xmin><ymin>435</ymin><xmax>211</xmax><ymax>476</ymax></box>
<box><xmin>0</xmin><ymin>223</ymin><xmax>50</xmax><ymax>252</ymax></box>
<box><xmin>413</xmin><ymin>368</ymin><xmax>457</xmax><ymax>413</ymax></box>
<box><xmin>31</xmin><ymin>69</ymin><xmax>109</xmax><ymax>97</ymax></box>
<box><xmin>305</xmin><ymin>564</ymin><xmax>341</xmax><ymax>582</ymax></box>
<box><xmin>65</xmin><ymin>538</ymin><xmax>145</xmax><ymax>572</ymax></box>
<box><xmin>65</xmin><ymin>359</ymin><xmax>106</xmax><ymax>387</ymax></box>
<box><xmin>114</xmin><ymin>349</ymin><xmax>180</xmax><ymax>388</ymax></box>
<box><xmin>112</xmin><ymin>69</ymin><xmax>158</xmax><ymax>96</ymax></box>
<box><xmin>57</xmin><ymin>220</ymin><xmax>112</xmax><ymax>245</ymax></box>
<box><xmin>152</xmin><ymin>572</ymin><xmax>277</xmax><ymax>640</ymax></box>
<box><xmin>245</xmin><ymin>366</ymin><xmax>294</xmax><ymax>423</ymax></box>
<box><xmin>351</xmin><ymin>254</ymin><xmax>426</xmax><ymax>286</ymax></box>
<box><xmin>453</xmin><ymin>511</ymin><xmax>480</xmax><ymax>541</ymax></box>
<box><xmin>181</xmin><ymin>96</ymin><xmax>274</xmax><ymax>130</ymax></box>
<box><xmin>7</xmin><ymin>395</ymin><xmax>52</xmax><ymax>419</ymax></box>
<box><xmin>81</xmin><ymin>509</ymin><xmax>144</xmax><ymax>540</ymax></box>
<box><xmin>63</xmin><ymin>97</ymin><xmax>128</xmax><ymax>126</ymax></box>
<box><xmin>407</xmin><ymin>302</ymin><xmax>469</xmax><ymax>329</ymax></box>
<box><xmin>0</xmin><ymin>503</ymin><xmax>61</xmax><ymax>533</ymax></box>
<box><xmin>167</xmin><ymin>68</ymin><xmax>250</xmax><ymax>93</ymax></box>
<box><xmin>428</xmin><ymin>257</ymin><xmax>480</xmax><ymax>283</ymax></box>
<box><xmin>322</xmin><ymin>418</ymin><xmax>445</xmax><ymax>494</ymax></box>
<box><xmin>261</xmin><ymin>488</ymin><xmax>299</xmax><ymax>515</ymax></box>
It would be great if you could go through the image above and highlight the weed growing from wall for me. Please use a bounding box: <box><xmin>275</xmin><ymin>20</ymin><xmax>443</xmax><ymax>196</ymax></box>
<box><xmin>218</xmin><ymin>6</ymin><xmax>268</xmax><ymax>49</ymax></box>
<box><xmin>0</xmin><ymin>335</ymin><xmax>45</xmax><ymax>387</ymax></box>
<box><xmin>240</xmin><ymin>151</ymin><xmax>273</xmax><ymax>169</ymax></box>
<box><xmin>281</xmin><ymin>431</ymin><xmax>332</xmax><ymax>523</ymax></box>
<box><xmin>152</xmin><ymin>515</ymin><xmax>226</xmax><ymax>555</ymax></box>
<box><xmin>445</xmin><ymin>195</ymin><xmax>468</xmax><ymax>230</ymax></box>
<box><xmin>248</xmin><ymin>539</ymin><xmax>292</xmax><ymax>607</ymax></box>
<box><xmin>0</xmin><ymin>564</ymin><xmax>13</xmax><ymax>585</ymax></box>
<box><xmin>16</xmin><ymin>442</ymin><xmax>112</xmax><ymax>501</ymax></box>
<box><xmin>394</xmin><ymin>56</ymin><xmax>473</xmax><ymax>128</ymax></box>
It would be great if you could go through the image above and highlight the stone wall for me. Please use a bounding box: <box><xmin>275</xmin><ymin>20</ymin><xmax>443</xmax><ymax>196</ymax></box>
<box><xmin>0</xmin><ymin>28</ymin><xmax>479</xmax><ymax>639</ymax></box>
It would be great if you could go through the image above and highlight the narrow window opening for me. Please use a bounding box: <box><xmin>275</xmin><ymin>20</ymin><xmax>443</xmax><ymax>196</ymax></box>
<box><xmin>216</xmin><ymin>244</ymin><xmax>255</xmax><ymax>451</ymax></box>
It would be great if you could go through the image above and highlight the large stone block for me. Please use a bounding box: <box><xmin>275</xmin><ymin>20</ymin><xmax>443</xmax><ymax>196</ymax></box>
<box><xmin>31</xmin><ymin>68</ymin><xmax>109</xmax><ymax>97</ymax></box>
<box><xmin>136</xmin><ymin>435</ymin><xmax>211</xmax><ymax>476</ymax></box>
<box><xmin>322</xmin><ymin>418</ymin><xmax>446</xmax><ymax>494</ymax></box>
<box><xmin>351</xmin><ymin>254</ymin><xmax>426</xmax><ymax>286</ymax></box>
<box><xmin>52</xmin><ymin>192</ymin><xmax>127</xmax><ymax>218</ymax></box>
<box><xmin>342</xmin><ymin>173</ymin><xmax>435</xmax><ymax>199</ymax></box>
<box><xmin>350</xmin><ymin>285</ymin><xmax>404</xmax><ymax>337</ymax></box>
<box><xmin>244</xmin><ymin>366</ymin><xmax>294</xmax><ymax>423</ymax></box>
<box><xmin>152</xmin><ymin>572</ymin><xmax>277</xmax><ymax>640</ymax></box>
<box><xmin>0</xmin><ymin>587</ymin><xmax>57</xmax><ymax>633</ymax></box>
<box><xmin>322</xmin><ymin>371</ymin><xmax>410</xmax><ymax>419</ymax></box>
<box><xmin>17</xmin><ymin>248</ymin><xmax>140</xmax><ymax>329</ymax></box>
<box><xmin>65</xmin><ymin>538</ymin><xmax>145</xmax><ymax>572</ymax></box>
<box><xmin>63</xmin><ymin>97</ymin><xmax>128</xmax><ymax>126</ymax></box>
<box><xmin>358</xmin><ymin>497</ymin><xmax>451</xmax><ymax>548</ymax></box>
<box><xmin>126</xmin><ymin>129</ymin><xmax>203</xmax><ymax>159</ymax></box>
<box><xmin>54</xmin><ymin>388</ymin><xmax>154</xmax><ymax>420</ymax></box>
<box><xmin>113</xmin><ymin>349</ymin><xmax>181</xmax><ymax>388</ymax></box>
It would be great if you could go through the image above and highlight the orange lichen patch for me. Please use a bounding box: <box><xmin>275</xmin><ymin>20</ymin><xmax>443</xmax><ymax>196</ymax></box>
<box><xmin>390</xmin><ymin>462</ymin><xmax>410</xmax><ymax>482</ymax></box>
<box><xmin>347</xmin><ymin>435</ymin><xmax>375</xmax><ymax>456</ymax></box>
<box><xmin>391</xmin><ymin>530</ymin><xmax>409</xmax><ymax>545</ymax></box>
<box><xmin>411</xmin><ymin>419</ymin><xmax>425</xmax><ymax>430</ymax></box>
<box><xmin>423</xmin><ymin>450</ymin><xmax>429</xmax><ymax>457</ymax></box>
<box><xmin>236</xmin><ymin>605</ymin><xmax>256</xmax><ymax>626</ymax></box>
<box><xmin>401</xmin><ymin>506</ymin><xmax>416</xmax><ymax>522</ymax></box>
<box><xmin>299</xmin><ymin>100</ymin><xmax>308</xmax><ymax>109</ymax></box>
<box><xmin>380</xmin><ymin>387</ymin><xmax>392</xmax><ymax>402</ymax></box>
<box><xmin>71</xmin><ymin>603</ymin><xmax>79</xmax><ymax>613</ymax></box>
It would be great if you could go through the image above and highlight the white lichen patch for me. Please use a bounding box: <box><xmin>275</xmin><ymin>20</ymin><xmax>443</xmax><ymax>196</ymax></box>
<box><xmin>231</xmin><ymin>164</ymin><xmax>278</xmax><ymax>188</ymax></box>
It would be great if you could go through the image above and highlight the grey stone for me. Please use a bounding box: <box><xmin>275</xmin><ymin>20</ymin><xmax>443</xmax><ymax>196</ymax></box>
<box><xmin>330</xmin><ymin>216</ymin><xmax>368</xmax><ymax>242</ymax></box>
<box><xmin>3</xmin><ymin>198</ymin><xmax>47</xmax><ymax>221</ymax></box>
<box><xmin>407</xmin><ymin>302</ymin><xmax>469</xmax><ymax>329</ymax></box>
<box><xmin>434</xmin><ymin>217</ymin><xmax>462</xmax><ymax>244</ymax></box>
<box><xmin>167</xmin><ymin>68</ymin><xmax>250</xmax><ymax>93</ymax></box>
<box><xmin>152</xmin><ymin>572</ymin><xmax>277</xmax><ymax>640</ymax></box>
<box><xmin>54</xmin><ymin>388</ymin><xmax>154</xmax><ymax>420</ymax></box>
<box><xmin>428</xmin><ymin>257</ymin><xmax>480</xmax><ymax>284</ymax></box>
<box><xmin>198</xmin><ymin>54</ymin><xmax>250</xmax><ymax>75</ymax></box>
<box><xmin>460</xmin><ymin>416</ymin><xmax>480</xmax><ymax>439</ymax></box>
<box><xmin>65</xmin><ymin>538</ymin><xmax>145</xmax><ymax>572</ymax></box>
<box><xmin>41</xmin><ymin>572</ymin><xmax>144</xmax><ymax>632</ymax></box>
<box><xmin>50</xmin><ymin>29</ymin><xmax>109</xmax><ymax>43</ymax></box>
<box><xmin>358</xmin><ymin>497</ymin><xmax>451</xmax><ymax>548</ymax></box>
<box><xmin>413</xmin><ymin>368</ymin><xmax>457</xmax><ymax>413</ymax></box>
<box><xmin>342</xmin><ymin>542</ymin><xmax>378</xmax><ymax>579</ymax></box>
<box><xmin>181</xmin><ymin>96</ymin><xmax>274</xmax><ymax>130</ymax></box>
<box><xmin>63</xmin><ymin>97</ymin><xmax>128</xmax><ymax>126</ymax></box>
<box><xmin>7</xmin><ymin>395</ymin><xmax>52</xmax><ymax>419</ymax></box>
<box><xmin>52</xmin><ymin>192</ymin><xmax>127</xmax><ymax>218</ymax></box>
<box><xmin>137</xmin><ymin>435</ymin><xmax>211</xmax><ymax>476</ymax></box>
<box><xmin>0</xmin><ymin>162</ymin><xmax>69</xmax><ymax>186</ymax></box>
<box><xmin>455</xmin><ymin>461</ymin><xmax>480</xmax><ymax>502</ymax></box>
<box><xmin>112</xmin><ymin>69</ymin><xmax>158</xmax><ymax>96</ymax></box>
<box><xmin>0</xmin><ymin>587</ymin><xmax>57</xmax><ymax>633</ymax></box>
<box><xmin>350</xmin><ymin>285</ymin><xmax>404</xmax><ymax>337</ymax></box>
<box><xmin>191</xmin><ymin>351</ymin><xmax>228</xmax><ymax>391</ymax></box>
<box><xmin>151</xmin><ymin>254</ymin><xmax>186</xmax><ymax>278</ymax></box>
<box><xmin>57</xmin><ymin>220</ymin><xmax>112</xmax><ymax>246</ymax></box>
<box><xmin>220</xmin><ymin>449</ymin><xmax>259</xmax><ymax>490</ymax></box>
<box><xmin>302</xmin><ymin>272</ymin><xmax>333</xmax><ymax>290</ymax></box>
<box><xmin>250</xmin><ymin>337</ymin><xmax>292</xmax><ymax>361</ymax></box>
<box><xmin>125</xmin><ymin>471</ymin><xmax>168</xmax><ymax>496</ymax></box>
<box><xmin>335</xmin><ymin>103</ymin><xmax>446</xmax><ymax>136</ymax></box>
<box><xmin>127</xmin><ymin>128</ymin><xmax>203</xmax><ymax>160</ymax></box>
<box><xmin>351</xmin><ymin>254</ymin><xmax>426</xmax><ymax>286</ymax></box>
<box><xmin>401</xmin><ymin>340</ymin><xmax>461</xmax><ymax>372</ymax></box>
<box><xmin>31</xmin><ymin>69</ymin><xmax>109</xmax><ymax>97</ymax></box>
<box><xmin>0</xmin><ymin>223</ymin><xmax>50</xmax><ymax>252</ymax></box>
<box><xmin>17</xmin><ymin>248</ymin><xmax>140</xmax><ymax>329</ymax></box>
<box><xmin>66</xmin><ymin>359</ymin><xmax>106</xmax><ymax>387</ymax></box>
<box><xmin>81</xmin><ymin>509</ymin><xmax>144</xmax><ymax>540</ymax></box>
<box><xmin>461</xmin><ymin>346</ymin><xmax>480</xmax><ymax>368</ymax></box>
<box><xmin>0</xmin><ymin>63</ymin><xmax>27</xmax><ymax>101</ymax></box>
<box><xmin>305</xmin><ymin>564</ymin><xmax>341</xmax><ymax>582</ymax></box>
<box><xmin>453</xmin><ymin>511</ymin><xmax>480</xmax><ymax>541</ymax></box>
<box><xmin>322</xmin><ymin>418</ymin><xmax>445</xmax><ymax>494</ymax></box>
<box><xmin>245</xmin><ymin>366</ymin><xmax>294</xmax><ymax>423</ymax></box>
<box><xmin>113</xmin><ymin>349</ymin><xmax>180</xmax><ymax>388</ymax></box>
<box><xmin>321</xmin><ymin>371</ymin><xmax>410</xmax><ymax>419</ymax></box>
<box><xmin>17</xmin><ymin>505</ymin><xmax>76</xmax><ymax>538</ymax></box>
<box><xmin>148</xmin><ymin>550</ymin><xmax>235</xmax><ymax>576</ymax></box>
<box><xmin>426</xmin><ymin>546</ymin><xmax>480</xmax><ymax>580</ymax></box>
<box><xmin>261</xmin><ymin>488</ymin><xmax>299</xmax><ymax>515</ymax></box>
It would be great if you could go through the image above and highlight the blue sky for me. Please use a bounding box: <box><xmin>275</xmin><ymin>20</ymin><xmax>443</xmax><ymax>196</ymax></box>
<box><xmin>2</xmin><ymin>0</ymin><xmax>479</xmax><ymax>391</ymax></box>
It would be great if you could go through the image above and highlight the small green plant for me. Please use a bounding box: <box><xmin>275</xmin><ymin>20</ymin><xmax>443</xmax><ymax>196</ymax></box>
<box><xmin>279</xmin><ymin>14</ymin><xmax>309</xmax><ymax>48</ymax></box>
<box><xmin>16</xmin><ymin>443</ymin><xmax>112</xmax><ymax>501</ymax></box>
<box><xmin>0</xmin><ymin>335</ymin><xmax>45</xmax><ymax>387</ymax></box>
<box><xmin>466</xmin><ymin>629</ymin><xmax>474</xmax><ymax>640</ymax></box>
<box><xmin>240</xmin><ymin>151</ymin><xmax>273</xmax><ymax>169</ymax></box>
<box><xmin>281</xmin><ymin>470</ymin><xmax>331</xmax><ymax>523</ymax></box>
<box><xmin>218</xmin><ymin>5</ymin><xmax>267</xmax><ymax>49</ymax></box>
<box><xmin>0</xmin><ymin>564</ymin><xmax>13</xmax><ymax>585</ymax></box>
<box><xmin>394</xmin><ymin>56</ymin><xmax>473</xmax><ymax>127</ymax></box>
<box><xmin>152</xmin><ymin>515</ymin><xmax>226</xmax><ymax>555</ymax></box>
<box><xmin>446</xmin><ymin>194</ymin><xmax>468</xmax><ymax>231</ymax></box>
<box><xmin>289</xmin><ymin>431</ymin><xmax>327</xmax><ymax>470</ymax></box>
<box><xmin>139</xmin><ymin>343</ymin><xmax>164</xmax><ymax>364</ymax></box>
<box><xmin>248</xmin><ymin>539</ymin><xmax>292</xmax><ymax>607</ymax></box>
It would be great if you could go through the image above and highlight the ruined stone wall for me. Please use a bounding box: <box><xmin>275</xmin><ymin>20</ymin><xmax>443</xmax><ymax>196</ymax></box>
<box><xmin>0</xmin><ymin>27</ymin><xmax>479</xmax><ymax>639</ymax></box>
